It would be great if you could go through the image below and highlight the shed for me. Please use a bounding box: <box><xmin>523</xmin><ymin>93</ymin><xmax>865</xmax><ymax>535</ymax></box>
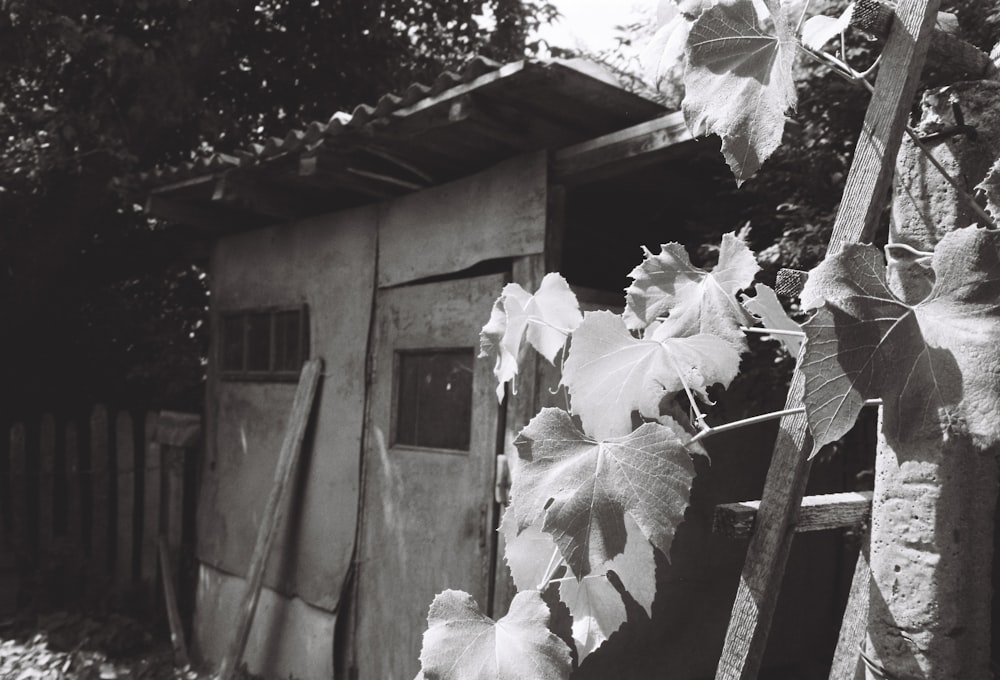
<box><xmin>140</xmin><ymin>57</ymin><xmax>863</xmax><ymax>680</ymax></box>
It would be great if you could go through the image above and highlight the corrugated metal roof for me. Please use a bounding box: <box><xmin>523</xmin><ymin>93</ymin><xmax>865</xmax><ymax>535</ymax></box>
<box><xmin>140</xmin><ymin>56</ymin><xmax>671</xmax><ymax>229</ymax></box>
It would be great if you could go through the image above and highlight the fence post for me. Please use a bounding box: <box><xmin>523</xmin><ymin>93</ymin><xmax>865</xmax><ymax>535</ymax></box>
<box><xmin>163</xmin><ymin>445</ymin><xmax>185</xmax><ymax>579</ymax></box>
<box><xmin>65</xmin><ymin>421</ymin><xmax>83</xmax><ymax>557</ymax></box>
<box><xmin>142</xmin><ymin>411</ymin><xmax>161</xmax><ymax>613</ymax></box>
<box><xmin>39</xmin><ymin>414</ymin><xmax>56</xmax><ymax>557</ymax></box>
<box><xmin>116</xmin><ymin>411</ymin><xmax>135</xmax><ymax>596</ymax></box>
<box><xmin>10</xmin><ymin>424</ymin><xmax>28</xmax><ymax>573</ymax></box>
<box><xmin>64</xmin><ymin>419</ymin><xmax>86</xmax><ymax>602</ymax></box>
<box><xmin>89</xmin><ymin>404</ymin><xmax>110</xmax><ymax>594</ymax></box>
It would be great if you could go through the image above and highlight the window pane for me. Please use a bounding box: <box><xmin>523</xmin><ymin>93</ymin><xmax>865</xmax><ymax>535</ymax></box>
<box><xmin>395</xmin><ymin>349</ymin><xmax>474</xmax><ymax>451</ymax></box>
<box><xmin>221</xmin><ymin>316</ymin><xmax>245</xmax><ymax>372</ymax></box>
<box><xmin>273</xmin><ymin>310</ymin><xmax>302</xmax><ymax>372</ymax></box>
<box><xmin>246</xmin><ymin>312</ymin><xmax>271</xmax><ymax>372</ymax></box>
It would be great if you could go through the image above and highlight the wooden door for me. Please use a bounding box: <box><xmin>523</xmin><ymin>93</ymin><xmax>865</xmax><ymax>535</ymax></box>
<box><xmin>353</xmin><ymin>274</ymin><xmax>504</xmax><ymax>680</ymax></box>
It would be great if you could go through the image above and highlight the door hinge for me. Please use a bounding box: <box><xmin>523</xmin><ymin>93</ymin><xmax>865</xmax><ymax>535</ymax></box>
<box><xmin>494</xmin><ymin>454</ymin><xmax>511</xmax><ymax>506</ymax></box>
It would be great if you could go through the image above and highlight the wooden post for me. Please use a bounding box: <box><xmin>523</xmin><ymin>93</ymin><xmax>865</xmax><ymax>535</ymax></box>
<box><xmin>116</xmin><ymin>411</ymin><xmax>135</xmax><ymax>593</ymax></box>
<box><xmin>714</xmin><ymin>1</ymin><xmax>941</xmax><ymax>677</ymax></box>
<box><xmin>9</xmin><ymin>424</ymin><xmax>28</xmax><ymax>570</ymax></box>
<box><xmin>89</xmin><ymin>404</ymin><xmax>110</xmax><ymax>591</ymax></box>
<box><xmin>64</xmin><ymin>420</ymin><xmax>85</xmax><ymax>597</ymax></box>
<box><xmin>159</xmin><ymin>535</ymin><xmax>190</xmax><ymax>667</ymax></box>
<box><xmin>828</xmin><ymin>535</ymin><xmax>871</xmax><ymax>680</ymax></box>
<box><xmin>162</xmin><ymin>445</ymin><xmax>185</xmax><ymax>578</ymax></box>
<box><xmin>142</xmin><ymin>411</ymin><xmax>161</xmax><ymax>612</ymax></box>
<box><xmin>39</xmin><ymin>414</ymin><xmax>56</xmax><ymax>557</ymax></box>
<box><xmin>217</xmin><ymin>359</ymin><xmax>323</xmax><ymax>680</ymax></box>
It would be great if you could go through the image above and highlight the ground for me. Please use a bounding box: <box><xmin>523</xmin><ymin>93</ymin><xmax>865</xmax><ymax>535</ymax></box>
<box><xmin>0</xmin><ymin>611</ymin><xmax>211</xmax><ymax>680</ymax></box>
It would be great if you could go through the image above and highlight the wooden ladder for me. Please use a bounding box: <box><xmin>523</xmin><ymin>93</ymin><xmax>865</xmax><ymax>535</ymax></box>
<box><xmin>709</xmin><ymin>0</ymin><xmax>941</xmax><ymax>678</ymax></box>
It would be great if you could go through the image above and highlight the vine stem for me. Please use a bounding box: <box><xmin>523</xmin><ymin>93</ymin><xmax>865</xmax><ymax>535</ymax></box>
<box><xmin>740</xmin><ymin>326</ymin><xmax>806</xmax><ymax>338</ymax></box>
<box><xmin>664</xmin><ymin>350</ymin><xmax>710</xmax><ymax>431</ymax></box>
<box><xmin>804</xmin><ymin>43</ymin><xmax>997</xmax><ymax>229</ymax></box>
<box><xmin>525</xmin><ymin>317</ymin><xmax>574</xmax><ymax>336</ymax></box>
<box><xmin>537</xmin><ymin>545</ymin><xmax>565</xmax><ymax>590</ymax></box>
<box><xmin>689</xmin><ymin>398</ymin><xmax>883</xmax><ymax>444</ymax></box>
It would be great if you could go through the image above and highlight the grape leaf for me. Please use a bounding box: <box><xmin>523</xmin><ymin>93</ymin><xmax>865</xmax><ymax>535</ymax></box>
<box><xmin>419</xmin><ymin>589</ymin><xmax>571</xmax><ymax>680</ymax></box>
<box><xmin>740</xmin><ymin>282</ymin><xmax>803</xmax><ymax>356</ymax></box>
<box><xmin>624</xmin><ymin>233</ymin><xmax>759</xmax><ymax>352</ymax></box>
<box><xmin>975</xmin><ymin>157</ymin><xmax>1000</xmax><ymax>223</ymax></box>
<box><xmin>560</xmin><ymin>521</ymin><xmax>657</xmax><ymax>661</ymax></box>
<box><xmin>800</xmin><ymin>3</ymin><xmax>855</xmax><ymax>51</ymax></box>
<box><xmin>511</xmin><ymin>407</ymin><xmax>695</xmax><ymax>577</ymax></box>
<box><xmin>563</xmin><ymin>311</ymin><xmax>740</xmax><ymax>439</ymax></box>
<box><xmin>683</xmin><ymin>0</ymin><xmax>797</xmax><ymax>183</ymax></box>
<box><xmin>501</xmin><ymin>514</ymin><xmax>655</xmax><ymax>661</ymax></box>
<box><xmin>558</xmin><ymin>574</ymin><xmax>624</xmax><ymax>663</ymax></box>
<box><xmin>800</xmin><ymin>226</ymin><xmax>1000</xmax><ymax>456</ymax></box>
<box><xmin>480</xmin><ymin>273</ymin><xmax>583</xmax><ymax>402</ymax></box>
<box><xmin>501</xmin><ymin>511</ymin><xmax>560</xmax><ymax>592</ymax></box>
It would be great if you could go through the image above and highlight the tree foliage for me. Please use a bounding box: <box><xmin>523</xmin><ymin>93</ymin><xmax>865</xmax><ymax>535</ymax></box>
<box><xmin>0</xmin><ymin>0</ymin><xmax>550</xmax><ymax>415</ymax></box>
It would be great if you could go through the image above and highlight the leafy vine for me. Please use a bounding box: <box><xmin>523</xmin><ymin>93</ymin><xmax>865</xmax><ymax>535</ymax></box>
<box><xmin>414</xmin><ymin>1</ymin><xmax>1000</xmax><ymax>677</ymax></box>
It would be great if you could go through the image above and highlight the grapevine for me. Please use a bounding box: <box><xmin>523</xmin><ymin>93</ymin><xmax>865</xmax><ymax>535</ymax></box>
<box><xmin>414</xmin><ymin>1</ymin><xmax>1000</xmax><ymax>678</ymax></box>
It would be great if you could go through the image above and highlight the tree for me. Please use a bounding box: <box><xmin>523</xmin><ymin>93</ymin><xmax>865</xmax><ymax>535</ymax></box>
<box><xmin>0</xmin><ymin>0</ymin><xmax>553</xmax><ymax>417</ymax></box>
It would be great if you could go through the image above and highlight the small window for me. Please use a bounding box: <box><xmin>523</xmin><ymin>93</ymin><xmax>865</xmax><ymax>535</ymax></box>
<box><xmin>219</xmin><ymin>306</ymin><xmax>310</xmax><ymax>381</ymax></box>
<box><xmin>394</xmin><ymin>349</ymin><xmax>474</xmax><ymax>451</ymax></box>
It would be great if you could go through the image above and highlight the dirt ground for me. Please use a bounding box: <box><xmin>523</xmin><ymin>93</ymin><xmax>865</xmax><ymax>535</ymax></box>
<box><xmin>0</xmin><ymin>611</ymin><xmax>208</xmax><ymax>680</ymax></box>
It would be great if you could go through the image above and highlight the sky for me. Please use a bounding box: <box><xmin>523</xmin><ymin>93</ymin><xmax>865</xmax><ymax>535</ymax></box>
<box><xmin>537</xmin><ymin>0</ymin><xmax>655</xmax><ymax>55</ymax></box>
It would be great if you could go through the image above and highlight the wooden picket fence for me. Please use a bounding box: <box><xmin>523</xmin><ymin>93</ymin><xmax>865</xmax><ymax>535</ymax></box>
<box><xmin>0</xmin><ymin>405</ymin><xmax>200</xmax><ymax>617</ymax></box>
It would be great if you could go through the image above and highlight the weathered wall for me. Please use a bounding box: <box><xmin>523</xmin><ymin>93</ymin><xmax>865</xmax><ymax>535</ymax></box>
<box><xmin>378</xmin><ymin>152</ymin><xmax>547</xmax><ymax>287</ymax></box>
<box><xmin>198</xmin><ymin>204</ymin><xmax>378</xmax><ymax>612</ymax></box>
<box><xmin>193</xmin><ymin>563</ymin><xmax>336</xmax><ymax>679</ymax></box>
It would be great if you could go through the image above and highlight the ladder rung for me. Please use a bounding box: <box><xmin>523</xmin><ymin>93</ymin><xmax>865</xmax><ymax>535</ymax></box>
<box><xmin>713</xmin><ymin>490</ymin><xmax>873</xmax><ymax>539</ymax></box>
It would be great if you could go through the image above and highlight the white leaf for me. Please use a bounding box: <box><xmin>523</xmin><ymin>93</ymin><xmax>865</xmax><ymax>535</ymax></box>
<box><xmin>562</xmin><ymin>311</ymin><xmax>740</xmax><ymax>440</ymax></box>
<box><xmin>480</xmin><ymin>273</ymin><xmax>582</xmax><ymax>402</ymax></box>
<box><xmin>740</xmin><ymin>282</ymin><xmax>803</xmax><ymax>356</ymax></box>
<box><xmin>501</xmin><ymin>510</ymin><xmax>560</xmax><ymax>592</ymax></box>
<box><xmin>801</xmin><ymin>4</ymin><xmax>855</xmax><ymax>51</ymax></box>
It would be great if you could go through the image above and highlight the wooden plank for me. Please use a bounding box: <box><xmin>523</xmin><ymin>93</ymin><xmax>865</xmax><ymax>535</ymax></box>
<box><xmin>552</xmin><ymin>111</ymin><xmax>696</xmax><ymax>186</ymax></box>
<box><xmin>217</xmin><ymin>358</ymin><xmax>323</xmax><ymax>680</ymax></box>
<box><xmin>828</xmin><ymin>0</ymin><xmax>944</xmax><ymax>250</ymax></box>
<box><xmin>714</xmin><ymin>1</ymin><xmax>941</xmax><ymax>677</ymax></box>
<box><xmin>156</xmin><ymin>411</ymin><xmax>202</xmax><ymax>448</ymax></box>
<box><xmin>9</xmin><ymin>424</ymin><xmax>28</xmax><ymax>568</ymax></box>
<box><xmin>116</xmin><ymin>411</ymin><xmax>135</xmax><ymax>590</ymax></box>
<box><xmin>89</xmin><ymin>404</ymin><xmax>110</xmax><ymax>587</ymax></box>
<box><xmin>162</xmin><ymin>445</ymin><xmax>185</xmax><ymax>575</ymax></box>
<box><xmin>65</xmin><ymin>421</ymin><xmax>83</xmax><ymax>556</ymax></box>
<box><xmin>39</xmin><ymin>414</ymin><xmax>56</xmax><ymax>555</ymax></box>
<box><xmin>828</xmin><ymin>534</ymin><xmax>871</xmax><ymax>680</ymax></box>
<box><xmin>713</xmin><ymin>491</ymin><xmax>873</xmax><ymax>539</ymax></box>
<box><xmin>142</xmin><ymin>412</ymin><xmax>161</xmax><ymax>611</ymax></box>
<box><xmin>159</xmin><ymin>535</ymin><xmax>190</xmax><ymax>667</ymax></box>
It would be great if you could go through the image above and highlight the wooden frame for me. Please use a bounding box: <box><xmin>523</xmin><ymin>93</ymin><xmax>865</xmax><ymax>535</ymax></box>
<box><xmin>218</xmin><ymin>304</ymin><xmax>311</xmax><ymax>382</ymax></box>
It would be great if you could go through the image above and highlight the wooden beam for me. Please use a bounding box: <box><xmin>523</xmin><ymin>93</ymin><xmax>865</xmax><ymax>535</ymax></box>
<box><xmin>217</xmin><ymin>359</ymin><xmax>323</xmax><ymax>680</ymax></box>
<box><xmin>299</xmin><ymin>152</ymin><xmax>398</xmax><ymax>200</ymax></box>
<box><xmin>212</xmin><ymin>171</ymin><xmax>306</xmax><ymax>222</ymax></box>
<box><xmin>552</xmin><ymin>111</ymin><xmax>696</xmax><ymax>185</ymax></box>
<box><xmin>145</xmin><ymin>195</ymin><xmax>251</xmax><ymax>232</ymax></box>
<box><xmin>713</xmin><ymin>491</ymin><xmax>873</xmax><ymax>539</ymax></box>
<box><xmin>828</xmin><ymin>532</ymin><xmax>871</xmax><ymax>680</ymax></box>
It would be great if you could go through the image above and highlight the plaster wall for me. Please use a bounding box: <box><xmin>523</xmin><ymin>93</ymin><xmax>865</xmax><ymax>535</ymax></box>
<box><xmin>194</xmin><ymin>152</ymin><xmax>549</xmax><ymax>678</ymax></box>
<box><xmin>198</xmin><ymin>204</ymin><xmax>378</xmax><ymax>611</ymax></box>
<box><xmin>377</xmin><ymin>151</ymin><xmax>547</xmax><ymax>286</ymax></box>
<box><xmin>193</xmin><ymin>563</ymin><xmax>336</xmax><ymax>679</ymax></box>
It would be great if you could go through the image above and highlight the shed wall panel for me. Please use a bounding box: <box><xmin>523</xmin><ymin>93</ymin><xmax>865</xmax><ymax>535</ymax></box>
<box><xmin>199</xmin><ymin>205</ymin><xmax>377</xmax><ymax>611</ymax></box>
<box><xmin>377</xmin><ymin>152</ymin><xmax>547</xmax><ymax>287</ymax></box>
<box><xmin>193</xmin><ymin>562</ymin><xmax>336</xmax><ymax>679</ymax></box>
